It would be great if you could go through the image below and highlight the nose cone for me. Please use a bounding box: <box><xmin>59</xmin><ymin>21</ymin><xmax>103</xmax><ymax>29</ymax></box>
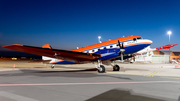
<box><xmin>148</xmin><ymin>40</ymin><xmax>153</xmax><ymax>45</ymax></box>
<box><xmin>136</xmin><ymin>39</ymin><xmax>153</xmax><ymax>46</ymax></box>
<box><xmin>143</xmin><ymin>39</ymin><xmax>153</xmax><ymax>45</ymax></box>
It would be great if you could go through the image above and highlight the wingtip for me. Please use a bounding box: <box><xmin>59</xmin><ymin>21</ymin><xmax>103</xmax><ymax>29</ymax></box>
<box><xmin>3</xmin><ymin>44</ymin><xmax>23</xmax><ymax>48</ymax></box>
<box><xmin>174</xmin><ymin>44</ymin><xmax>178</xmax><ymax>46</ymax></box>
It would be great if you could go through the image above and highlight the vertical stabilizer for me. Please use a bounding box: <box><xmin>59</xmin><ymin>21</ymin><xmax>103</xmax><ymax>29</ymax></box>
<box><xmin>42</xmin><ymin>44</ymin><xmax>52</xmax><ymax>49</ymax></box>
<box><xmin>42</xmin><ymin>44</ymin><xmax>53</xmax><ymax>61</ymax></box>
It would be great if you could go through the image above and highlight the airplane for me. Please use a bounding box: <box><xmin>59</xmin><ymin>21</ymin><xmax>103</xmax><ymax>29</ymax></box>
<box><xmin>2</xmin><ymin>36</ymin><xmax>160</xmax><ymax>73</ymax></box>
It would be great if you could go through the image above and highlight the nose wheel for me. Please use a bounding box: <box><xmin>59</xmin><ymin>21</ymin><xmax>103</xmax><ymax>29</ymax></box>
<box><xmin>113</xmin><ymin>65</ymin><xmax>120</xmax><ymax>71</ymax></box>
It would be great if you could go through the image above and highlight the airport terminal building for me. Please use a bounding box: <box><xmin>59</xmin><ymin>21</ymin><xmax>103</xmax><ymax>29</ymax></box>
<box><xmin>135</xmin><ymin>50</ymin><xmax>180</xmax><ymax>63</ymax></box>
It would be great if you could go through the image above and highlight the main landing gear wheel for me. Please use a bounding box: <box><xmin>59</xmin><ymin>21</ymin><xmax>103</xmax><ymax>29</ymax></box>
<box><xmin>98</xmin><ymin>65</ymin><xmax>106</xmax><ymax>73</ymax></box>
<box><xmin>51</xmin><ymin>65</ymin><xmax>54</xmax><ymax>69</ymax></box>
<box><xmin>113</xmin><ymin>65</ymin><xmax>120</xmax><ymax>71</ymax></box>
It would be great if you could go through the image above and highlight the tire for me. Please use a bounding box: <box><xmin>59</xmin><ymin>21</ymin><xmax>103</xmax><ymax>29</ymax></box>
<box><xmin>51</xmin><ymin>65</ymin><xmax>54</xmax><ymax>69</ymax></box>
<box><xmin>113</xmin><ymin>65</ymin><xmax>120</xmax><ymax>71</ymax></box>
<box><xmin>98</xmin><ymin>65</ymin><xmax>106</xmax><ymax>73</ymax></box>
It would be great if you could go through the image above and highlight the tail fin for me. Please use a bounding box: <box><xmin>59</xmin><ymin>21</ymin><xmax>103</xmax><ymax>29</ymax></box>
<box><xmin>42</xmin><ymin>44</ymin><xmax>52</xmax><ymax>49</ymax></box>
<box><xmin>42</xmin><ymin>44</ymin><xmax>52</xmax><ymax>62</ymax></box>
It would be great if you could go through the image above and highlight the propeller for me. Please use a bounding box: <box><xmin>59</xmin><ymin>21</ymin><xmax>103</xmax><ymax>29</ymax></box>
<box><xmin>118</xmin><ymin>40</ymin><xmax>125</xmax><ymax>62</ymax></box>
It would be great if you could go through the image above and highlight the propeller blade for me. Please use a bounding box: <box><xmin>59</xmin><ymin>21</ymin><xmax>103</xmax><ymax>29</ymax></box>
<box><xmin>118</xmin><ymin>40</ymin><xmax>125</xmax><ymax>62</ymax></box>
<box><xmin>118</xmin><ymin>40</ymin><xmax>121</xmax><ymax>49</ymax></box>
<box><xmin>118</xmin><ymin>40</ymin><xmax>121</xmax><ymax>56</ymax></box>
<box><xmin>121</xmin><ymin>42</ymin><xmax>124</xmax><ymax>49</ymax></box>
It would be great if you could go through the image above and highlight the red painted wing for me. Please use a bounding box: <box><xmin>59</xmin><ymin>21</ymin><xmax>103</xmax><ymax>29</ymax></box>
<box><xmin>156</xmin><ymin>44</ymin><xmax>178</xmax><ymax>51</ymax></box>
<box><xmin>3</xmin><ymin>44</ymin><xmax>101</xmax><ymax>62</ymax></box>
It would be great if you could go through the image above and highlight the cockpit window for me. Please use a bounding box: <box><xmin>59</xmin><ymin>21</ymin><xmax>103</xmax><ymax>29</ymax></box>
<box><xmin>137</xmin><ymin>38</ymin><xmax>142</xmax><ymax>40</ymax></box>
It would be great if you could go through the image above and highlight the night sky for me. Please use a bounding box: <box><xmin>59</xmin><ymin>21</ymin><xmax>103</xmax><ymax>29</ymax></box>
<box><xmin>0</xmin><ymin>0</ymin><xmax>180</xmax><ymax>52</ymax></box>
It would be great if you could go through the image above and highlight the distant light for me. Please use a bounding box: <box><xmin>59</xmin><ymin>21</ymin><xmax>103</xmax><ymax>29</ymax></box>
<box><xmin>98</xmin><ymin>36</ymin><xmax>102</xmax><ymax>43</ymax></box>
<box><xmin>167</xmin><ymin>31</ymin><xmax>172</xmax><ymax>35</ymax></box>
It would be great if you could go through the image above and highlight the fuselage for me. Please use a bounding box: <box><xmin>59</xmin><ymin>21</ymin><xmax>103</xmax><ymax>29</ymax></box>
<box><xmin>43</xmin><ymin>36</ymin><xmax>152</xmax><ymax>64</ymax></box>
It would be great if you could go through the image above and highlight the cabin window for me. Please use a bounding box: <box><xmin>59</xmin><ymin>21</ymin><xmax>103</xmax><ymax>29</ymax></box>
<box><xmin>92</xmin><ymin>50</ymin><xmax>94</xmax><ymax>52</ymax></box>
<box><xmin>110</xmin><ymin>46</ymin><xmax>113</xmax><ymax>48</ymax></box>
<box><xmin>104</xmin><ymin>47</ymin><xmax>106</xmax><ymax>49</ymax></box>
<box><xmin>116</xmin><ymin>44</ymin><xmax>119</xmax><ymax>46</ymax></box>
<box><xmin>98</xmin><ymin>49</ymin><xmax>101</xmax><ymax>51</ymax></box>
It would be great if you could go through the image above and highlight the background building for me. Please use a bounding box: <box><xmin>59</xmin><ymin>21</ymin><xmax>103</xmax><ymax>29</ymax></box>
<box><xmin>135</xmin><ymin>50</ymin><xmax>180</xmax><ymax>63</ymax></box>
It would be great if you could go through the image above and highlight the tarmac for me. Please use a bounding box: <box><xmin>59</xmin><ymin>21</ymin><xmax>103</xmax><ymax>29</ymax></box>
<box><xmin>0</xmin><ymin>59</ymin><xmax>180</xmax><ymax>77</ymax></box>
<box><xmin>0</xmin><ymin>59</ymin><xmax>180</xmax><ymax>101</ymax></box>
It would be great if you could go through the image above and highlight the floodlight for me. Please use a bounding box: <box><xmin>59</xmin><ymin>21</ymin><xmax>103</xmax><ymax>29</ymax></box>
<box><xmin>167</xmin><ymin>31</ymin><xmax>172</xmax><ymax>35</ymax></box>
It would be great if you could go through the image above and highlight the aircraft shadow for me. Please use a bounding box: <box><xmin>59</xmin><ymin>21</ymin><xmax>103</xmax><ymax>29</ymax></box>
<box><xmin>0</xmin><ymin>69</ymin><xmax>132</xmax><ymax>80</ymax></box>
<box><xmin>86</xmin><ymin>89</ymin><xmax>177</xmax><ymax>101</ymax></box>
<box><xmin>120</xmin><ymin>67</ymin><xmax>149</xmax><ymax>72</ymax></box>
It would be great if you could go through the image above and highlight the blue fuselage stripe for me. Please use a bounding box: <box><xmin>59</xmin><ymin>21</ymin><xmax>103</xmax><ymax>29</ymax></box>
<box><xmin>54</xmin><ymin>44</ymin><xmax>151</xmax><ymax>64</ymax></box>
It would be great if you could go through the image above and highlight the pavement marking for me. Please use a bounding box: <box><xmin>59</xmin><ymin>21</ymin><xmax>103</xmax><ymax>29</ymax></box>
<box><xmin>0</xmin><ymin>91</ymin><xmax>39</xmax><ymax>101</ymax></box>
<box><xmin>160</xmin><ymin>77</ymin><xmax>180</xmax><ymax>79</ymax></box>
<box><xmin>107</xmin><ymin>71</ymin><xmax>157</xmax><ymax>77</ymax></box>
<box><xmin>0</xmin><ymin>81</ymin><xmax>180</xmax><ymax>87</ymax></box>
<box><xmin>143</xmin><ymin>71</ymin><xmax>157</xmax><ymax>77</ymax></box>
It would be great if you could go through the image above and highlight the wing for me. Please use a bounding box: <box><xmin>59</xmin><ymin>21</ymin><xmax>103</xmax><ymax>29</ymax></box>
<box><xmin>3</xmin><ymin>44</ymin><xmax>101</xmax><ymax>62</ymax></box>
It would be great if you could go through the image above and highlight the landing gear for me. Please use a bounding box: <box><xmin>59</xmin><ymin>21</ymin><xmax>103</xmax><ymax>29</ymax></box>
<box><xmin>51</xmin><ymin>65</ymin><xmax>54</xmax><ymax>69</ymax></box>
<box><xmin>94</xmin><ymin>60</ymin><xmax>120</xmax><ymax>73</ymax></box>
<box><xmin>94</xmin><ymin>60</ymin><xmax>106</xmax><ymax>73</ymax></box>
<box><xmin>97</xmin><ymin>65</ymin><xmax>106</xmax><ymax>73</ymax></box>
<box><xmin>111</xmin><ymin>61</ymin><xmax>120</xmax><ymax>71</ymax></box>
<box><xmin>113</xmin><ymin>65</ymin><xmax>120</xmax><ymax>71</ymax></box>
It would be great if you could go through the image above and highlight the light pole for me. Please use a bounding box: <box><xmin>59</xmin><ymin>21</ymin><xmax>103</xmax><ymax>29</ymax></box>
<box><xmin>167</xmin><ymin>31</ymin><xmax>172</xmax><ymax>63</ymax></box>
<box><xmin>98</xmin><ymin>36</ymin><xmax>102</xmax><ymax>43</ymax></box>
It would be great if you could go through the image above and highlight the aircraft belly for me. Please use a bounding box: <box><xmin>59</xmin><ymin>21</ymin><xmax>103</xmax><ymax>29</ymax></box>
<box><xmin>53</xmin><ymin>60</ymin><xmax>75</xmax><ymax>64</ymax></box>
